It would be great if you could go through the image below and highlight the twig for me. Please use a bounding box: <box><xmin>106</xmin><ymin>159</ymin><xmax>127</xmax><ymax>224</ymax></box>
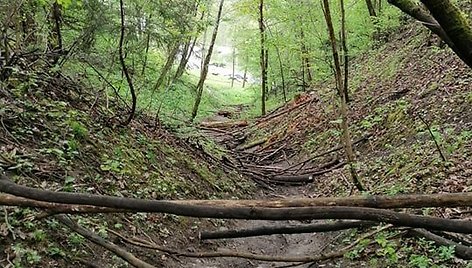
<box><xmin>417</xmin><ymin>114</ymin><xmax>447</xmax><ymax>162</ymax></box>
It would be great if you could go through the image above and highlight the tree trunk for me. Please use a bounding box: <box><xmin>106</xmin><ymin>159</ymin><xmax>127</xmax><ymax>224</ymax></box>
<box><xmin>365</xmin><ymin>0</ymin><xmax>377</xmax><ymax>16</ymax></box>
<box><xmin>388</xmin><ymin>0</ymin><xmax>472</xmax><ymax>68</ymax></box>
<box><xmin>299</xmin><ymin>26</ymin><xmax>313</xmax><ymax>85</ymax></box>
<box><xmin>141</xmin><ymin>31</ymin><xmax>151</xmax><ymax>76</ymax></box>
<box><xmin>420</xmin><ymin>0</ymin><xmax>472</xmax><ymax>68</ymax></box>
<box><xmin>340</xmin><ymin>0</ymin><xmax>350</xmax><ymax>103</ymax></box>
<box><xmin>191</xmin><ymin>0</ymin><xmax>224</xmax><ymax>121</ymax></box>
<box><xmin>173</xmin><ymin>7</ymin><xmax>205</xmax><ymax>82</ymax></box>
<box><xmin>259</xmin><ymin>0</ymin><xmax>268</xmax><ymax>115</ymax></box>
<box><xmin>242</xmin><ymin>65</ymin><xmax>248</xmax><ymax>88</ymax></box>
<box><xmin>322</xmin><ymin>0</ymin><xmax>365</xmax><ymax>192</ymax></box>
<box><xmin>49</xmin><ymin>1</ymin><xmax>63</xmax><ymax>65</ymax></box>
<box><xmin>119</xmin><ymin>0</ymin><xmax>136</xmax><ymax>126</ymax></box>
<box><xmin>153</xmin><ymin>42</ymin><xmax>179</xmax><ymax>91</ymax></box>
<box><xmin>231</xmin><ymin>47</ymin><xmax>236</xmax><ymax>87</ymax></box>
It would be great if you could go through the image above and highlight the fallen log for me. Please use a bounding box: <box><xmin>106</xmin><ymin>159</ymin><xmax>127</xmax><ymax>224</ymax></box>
<box><xmin>1</xmin><ymin>177</ymin><xmax>472</xmax><ymax>233</ymax></box>
<box><xmin>410</xmin><ymin>229</ymin><xmax>472</xmax><ymax>260</ymax></box>
<box><xmin>2</xmin><ymin>176</ymin><xmax>472</xmax><ymax>209</ymax></box>
<box><xmin>200</xmin><ymin>220</ymin><xmax>376</xmax><ymax>240</ymax></box>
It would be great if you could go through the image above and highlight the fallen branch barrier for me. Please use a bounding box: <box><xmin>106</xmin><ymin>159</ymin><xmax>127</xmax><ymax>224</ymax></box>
<box><xmin>1</xmin><ymin>176</ymin><xmax>471</xmax><ymax>233</ymax></box>
<box><xmin>200</xmin><ymin>220</ymin><xmax>376</xmax><ymax>240</ymax></box>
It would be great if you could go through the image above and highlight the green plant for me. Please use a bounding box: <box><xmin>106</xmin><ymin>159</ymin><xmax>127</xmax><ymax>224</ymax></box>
<box><xmin>11</xmin><ymin>243</ymin><xmax>42</xmax><ymax>266</ymax></box>
<box><xmin>69</xmin><ymin>120</ymin><xmax>88</xmax><ymax>139</ymax></box>
<box><xmin>67</xmin><ymin>233</ymin><xmax>85</xmax><ymax>246</ymax></box>
<box><xmin>47</xmin><ymin>245</ymin><xmax>66</xmax><ymax>257</ymax></box>
<box><xmin>32</xmin><ymin>229</ymin><xmax>47</xmax><ymax>242</ymax></box>
<box><xmin>437</xmin><ymin>245</ymin><xmax>455</xmax><ymax>262</ymax></box>
<box><xmin>409</xmin><ymin>254</ymin><xmax>432</xmax><ymax>268</ymax></box>
<box><xmin>375</xmin><ymin>233</ymin><xmax>398</xmax><ymax>264</ymax></box>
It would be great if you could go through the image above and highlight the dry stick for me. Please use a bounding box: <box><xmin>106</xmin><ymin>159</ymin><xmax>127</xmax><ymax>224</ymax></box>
<box><xmin>111</xmin><ymin>224</ymin><xmax>393</xmax><ymax>263</ymax></box>
<box><xmin>270</xmin><ymin>162</ymin><xmax>345</xmax><ymax>184</ymax></box>
<box><xmin>55</xmin><ymin>215</ymin><xmax>156</xmax><ymax>268</ymax></box>
<box><xmin>1</xmin><ymin>178</ymin><xmax>472</xmax><ymax>233</ymax></box>
<box><xmin>410</xmin><ymin>229</ymin><xmax>472</xmax><ymax>260</ymax></box>
<box><xmin>417</xmin><ymin>114</ymin><xmax>447</xmax><ymax>162</ymax></box>
<box><xmin>281</xmin><ymin>135</ymin><xmax>371</xmax><ymax>173</ymax></box>
<box><xmin>200</xmin><ymin>220</ymin><xmax>377</xmax><ymax>240</ymax></box>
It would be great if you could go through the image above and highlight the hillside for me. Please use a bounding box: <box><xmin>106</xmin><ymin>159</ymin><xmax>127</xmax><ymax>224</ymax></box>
<box><xmin>0</xmin><ymin>71</ymin><xmax>255</xmax><ymax>267</ymax></box>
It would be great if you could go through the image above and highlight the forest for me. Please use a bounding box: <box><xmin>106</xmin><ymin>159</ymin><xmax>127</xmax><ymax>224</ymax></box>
<box><xmin>0</xmin><ymin>0</ymin><xmax>471</xmax><ymax>267</ymax></box>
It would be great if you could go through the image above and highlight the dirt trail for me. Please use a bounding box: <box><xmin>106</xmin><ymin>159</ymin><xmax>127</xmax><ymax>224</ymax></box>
<box><xmin>179</xmin><ymin>111</ymin><xmax>346</xmax><ymax>268</ymax></box>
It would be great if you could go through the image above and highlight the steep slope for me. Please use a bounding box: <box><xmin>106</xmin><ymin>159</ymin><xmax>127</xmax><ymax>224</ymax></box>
<box><xmin>203</xmin><ymin>24</ymin><xmax>472</xmax><ymax>267</ymax></box>
<box><xmin>0</xmin><ymin>71</ymin><xmax>254</xmax><ymax>267</ymax></box>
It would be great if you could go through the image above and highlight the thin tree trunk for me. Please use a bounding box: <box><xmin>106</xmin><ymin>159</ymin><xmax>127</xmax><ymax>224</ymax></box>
<box><xmin>191</xmin><ymin>0</ymin><xmax>225</xmax><ymax>121</ymax></box>
<box><xmin>49</xmin><ymin>1</ymin><xmax>63</xmax><ymax>64</ymax></box>
<box><xmin>141</xmin><ymin>31</ymin><xmax>151</xmax><ymax>76</ymax></box>
<box><xmin>300</xmin><ymin>26</ymin><xmax>313</xmax><ymax>84</ymax></box>
<box><xmin>153</xmin><ymin>42</ymin><xmax>179</xmax><ymax>91</ymax></box>
<box><xmin>173</xmin><ymin>7</ymin><xmax>205</xmax><ymax>82</ymax></box>
<box><xmin>259</xmin><ymin>0</ymin><xmax>267</xmax><ymax>115</ymax></box>
<box><xmin>322</xmin><ymin>0</ymin><xmax>365</xmax><ymax>192</ymax></box>
<box><xmin>119</xmin><ymin>0</ymin><xmax>136</xmax><ymax>126</ymax></box>
<box><xmin>242</xmin><ymin>65</ymin><xmax>248</xmax><ymax>88</ymax></box>
<box><xmin>231</xmin><ymin>47</ymin><xmax>236</xmax><ymax>87</ymax></box>
<box><xmin>340</xmin><ymin>0</ymin><xmax>349</xmax><ymax>103</ymax></box>
<box><xmin>365</xmin><ymin>0</ymin><xmax>377</xmax><ymax>16</ymax></box>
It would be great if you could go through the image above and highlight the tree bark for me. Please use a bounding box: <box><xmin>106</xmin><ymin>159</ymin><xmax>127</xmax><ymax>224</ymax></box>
<box><xmin>191</xmin><ymin>0</ymin><xmax>225</xmax><ymax>121</ymax></box>
<box><xmin>420</xmin><ymin>0</ymin><xmax>472</xmax><ymax>68</ymax></box>
<box><xmin>322</xmin><ymin>0</ymin><xmax>365</xmax><ymax>192</ymax></box>
<box><xmin>259</xmin><ymin>0</ymin><xmax>268</xmax><ymax>115</ymax></box>
<box><xmin>387</xmin><ymin>0</ymin><xmax>472</xmax><ymax>68</ymax></box>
